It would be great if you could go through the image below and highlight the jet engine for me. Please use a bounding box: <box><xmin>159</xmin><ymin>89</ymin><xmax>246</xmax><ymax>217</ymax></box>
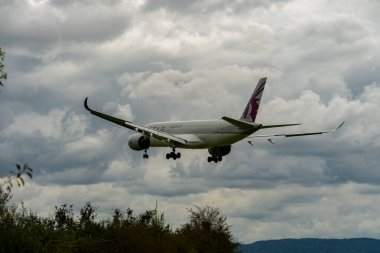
<box><xmin>208</xmin><ymin>145</ymin><xmax>231</xmax><ymax>157</ymax></box>
<box><xmin>128</xmin><ymin>133</ymin><xmax>150</xmax><ymax>151</ymax></box>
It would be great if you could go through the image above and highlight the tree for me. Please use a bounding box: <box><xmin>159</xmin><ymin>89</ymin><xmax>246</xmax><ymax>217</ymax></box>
<box><xmin>0</xmin><ymin>48</ymin><xmax>34</xmax><ymax>193</ymax></box>
<box><xmin>79</xmin><ymin>201</ymin><xmax>97</xmax><ymax>225</ymax></box>
<box><xmin>54</xmin><ymin>203</ymin><xmax>75</xmax><ymax>230</ymax></box>
<box><xmin>178</xmin><ymin>205</ymin><xmax>240</xmax><ymax>253</ymax></box>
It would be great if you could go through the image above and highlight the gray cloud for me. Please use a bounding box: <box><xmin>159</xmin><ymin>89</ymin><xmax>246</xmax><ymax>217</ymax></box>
<box><xmin>143</xmin><ymin>0</ymin><xmax>291</xmax><ymax>14</ymax></box>
<box><xmin>0</xmin><ymin>0</ymin><xmax>130</xmax><ymax>51</ymax></box>
<box><xmin>1</xmin><ymin>0</ymin><xmax>380</xmax><ymax>243</ymax></box>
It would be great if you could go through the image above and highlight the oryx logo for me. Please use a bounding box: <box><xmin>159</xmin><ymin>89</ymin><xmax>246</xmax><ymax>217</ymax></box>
<box><xmin>241</xmin><ymin>78</ymin><xmax>266</xmax><ymax>122</ymax></box>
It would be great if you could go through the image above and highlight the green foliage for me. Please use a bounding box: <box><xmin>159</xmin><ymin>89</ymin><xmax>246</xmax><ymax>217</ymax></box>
<box><xmin>0</xmin><ymin>189</ymin><xmax>56</xmax><ymax>253</ymax></box>
<box><xmin>79</xmin><ymin>201</ymin><xmax>97</xmax><ymax>225</ymax></box>
<box><xmin>178</xmin><ymin>205</ymin><xmax>240</xmax><ymax>253</ymax></box>
<box><xmin>0</xmin><ymin>48</ymin><xmax>7</xmax><ymax>87</ymax></box>
<box><xmin>0</xmin><ymin>191</ymin><xmax>240</xmax><ymax>253</ymax></box>
<box><xmin>54</xmin><ymin>203</ymin><xmax>74</xmax><ymax>230</ymax></box>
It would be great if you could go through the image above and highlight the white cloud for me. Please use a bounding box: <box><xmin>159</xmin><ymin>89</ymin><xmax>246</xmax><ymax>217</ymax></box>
<box><xmin>4</xmin><ymin>108</ymin><xmax>87</xmax><ymax>140</ymax></box>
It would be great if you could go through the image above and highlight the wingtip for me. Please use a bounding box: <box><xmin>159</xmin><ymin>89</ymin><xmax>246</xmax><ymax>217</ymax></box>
<box><xmin>331</xmin><ymin>121</ymin><xmax>345</xmax><ymax>132</ymax></box>
<box><xmin>337</xmin><ymin>121</ymin><xmax>345</xmax><ymax>130</ymax></box>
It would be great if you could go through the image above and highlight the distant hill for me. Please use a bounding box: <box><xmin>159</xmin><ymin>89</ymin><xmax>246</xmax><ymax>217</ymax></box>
<box><xmin>239</xmin><ymin>238</ymin><xmax>380</xmax><ymax>253</ymax></box>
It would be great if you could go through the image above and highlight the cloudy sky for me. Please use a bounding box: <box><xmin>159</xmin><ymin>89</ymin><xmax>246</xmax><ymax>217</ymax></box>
<box><xmin>1</xmin><ymin>0</ymin><xmax>380</xmax><ymax>243</ymax></box>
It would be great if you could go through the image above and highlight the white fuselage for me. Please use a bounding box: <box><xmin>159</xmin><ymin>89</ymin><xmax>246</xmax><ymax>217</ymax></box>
<box><xmin>143</xmin><ymin>119</ymin><xmax>259</xmax><ymax>148</ymax></box>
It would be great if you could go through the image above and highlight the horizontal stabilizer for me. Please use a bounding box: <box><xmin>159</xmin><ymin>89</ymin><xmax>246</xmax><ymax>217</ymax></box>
<box><xmin>248</xmin><ymin>121</ymin><xmax>345</xmax><ymax>140</ymax></box>
<box><xmin>260</xmin><ymin>123</ymin><xmax>301</xmax><ymax>129</ymax></box>
<box><xmin>222</xmin><ymin>116</ymin><xmax>261</xmax><ymax>129</ymax></box>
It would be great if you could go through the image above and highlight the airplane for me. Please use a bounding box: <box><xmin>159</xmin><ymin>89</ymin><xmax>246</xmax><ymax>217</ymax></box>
<box><xmin>84</xmin><ymin>77</ymin><xmax>344</xmax><ymax>163</ymax></box>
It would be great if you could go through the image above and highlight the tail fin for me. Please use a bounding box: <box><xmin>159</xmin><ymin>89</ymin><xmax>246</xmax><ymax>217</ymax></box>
<box><xmin>240</xmin><ymin>77</ymin><xmax>267</xmax><ymax>122</ymax></box>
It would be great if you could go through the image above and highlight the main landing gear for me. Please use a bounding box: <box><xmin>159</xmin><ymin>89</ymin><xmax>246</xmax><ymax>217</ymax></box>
<box><xmin>143</xmin><ymin>149</ymin><xmax>149</xmax><ymax>159</ymax></box>
<box><xmin>166</xmin><ymin>147</ymin><xmax>181</xmax><ymax>160</ymax></box>
<box><xmin>207</xmin><ymin>155</ymin><xmax>222</xmax><ymax>163</ymax></box>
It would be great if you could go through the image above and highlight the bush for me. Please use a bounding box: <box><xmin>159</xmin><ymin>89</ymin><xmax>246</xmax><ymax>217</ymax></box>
<box><xmin>0</xmin><ymin>190</ymin><xmax>239</xmax><ymax>253</ymax></box>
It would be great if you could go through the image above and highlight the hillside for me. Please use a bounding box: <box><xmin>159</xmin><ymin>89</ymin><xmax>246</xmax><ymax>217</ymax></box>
<box><xmin>240</xmin><ymin>238</ymin><xmax>380</xmax><ymax>253</ymax></box>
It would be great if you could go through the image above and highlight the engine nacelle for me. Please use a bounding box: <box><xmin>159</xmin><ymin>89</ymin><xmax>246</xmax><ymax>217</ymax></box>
<box><xmin>208</xmin><ymin>145</ymin><xmax>231</xmax><ymax>157</ymax></box>
<box><xmin>128</xmin><ymin>133</ymin><xmax>150</xmax><ymax>151</ymax></box>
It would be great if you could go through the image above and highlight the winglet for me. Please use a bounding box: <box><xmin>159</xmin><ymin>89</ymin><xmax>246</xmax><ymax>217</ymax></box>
<box><xmin>222</xmin><ymin>116</ymin><xmax>261</xmax><ymax>129</ymax></box>
<box><xmin>335</xmin><ymin>121</ymin><xmax>345</xmax><ymax>131</ymax></box>
<box><xmin>84</xmin><ymin>97</ymin><xmax>91</xmax><ymax>111</ymax></box>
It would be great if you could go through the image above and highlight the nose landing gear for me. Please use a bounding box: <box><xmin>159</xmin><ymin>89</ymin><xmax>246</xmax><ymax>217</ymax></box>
<box><xmin>143</xmin><ymin>149</ymin><xmax>149</xmax><ymax>159</ymax></box>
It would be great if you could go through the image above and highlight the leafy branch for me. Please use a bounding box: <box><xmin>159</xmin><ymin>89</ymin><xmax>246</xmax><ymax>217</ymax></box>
<box><xmin>0</xmin><ymin>164</ymin><xmax>33</xmax><ymax>194</ymax></box>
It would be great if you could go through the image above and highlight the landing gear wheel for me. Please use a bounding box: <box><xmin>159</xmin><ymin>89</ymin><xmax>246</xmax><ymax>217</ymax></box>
<box><xmin>207</xmin><ymin>156</ymin><xmax>222</xmax><ymax>163</ymax></box>
<box><xmin>166</xmin><ymin>147</ymin><xmax>181</xmax><ymax>160</ymax></box>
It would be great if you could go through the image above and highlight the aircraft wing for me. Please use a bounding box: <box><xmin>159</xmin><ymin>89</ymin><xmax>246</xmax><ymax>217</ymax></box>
<box><xmin>247</xmin><ymin>122</ymin><xmax>345</xmax><ymax>144</ymax></box>
<box><xmin>84</xmin><ymin>98</ymin><xmax>188</xmax><ymax>145</ymax></box>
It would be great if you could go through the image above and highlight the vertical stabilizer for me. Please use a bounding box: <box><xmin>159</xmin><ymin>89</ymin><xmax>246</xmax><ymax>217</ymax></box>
<box><xmin>240</xmin><ymin>77</ymin><xmax>267</xmax><ymax>122</ymax></box>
